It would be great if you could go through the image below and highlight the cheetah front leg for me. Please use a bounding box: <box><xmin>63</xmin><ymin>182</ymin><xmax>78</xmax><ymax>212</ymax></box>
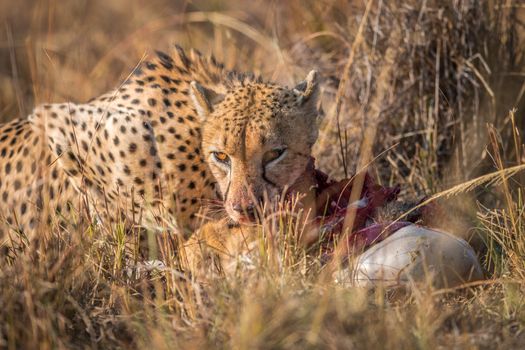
<box><xmin>182</xmin><ymin>219</ymin><xmax>258</xmax><ymax>276</ymax></box>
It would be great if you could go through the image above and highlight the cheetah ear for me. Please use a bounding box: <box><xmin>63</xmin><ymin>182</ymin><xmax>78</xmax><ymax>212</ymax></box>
<box><xmin>189</xmin><ymin>82</ymin><xmax>224</xmax><ymax>121</ymax></box>
<box><xmin>293</xmin><ymin>70</ymin><xmax>319</xmax><ymax>106</ymax></box>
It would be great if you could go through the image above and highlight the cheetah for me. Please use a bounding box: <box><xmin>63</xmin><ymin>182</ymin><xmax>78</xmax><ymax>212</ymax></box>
<box><xmin>0</xmin><ymin>46</ymin><xmax>320</xmax><ymax>251</ymax></box>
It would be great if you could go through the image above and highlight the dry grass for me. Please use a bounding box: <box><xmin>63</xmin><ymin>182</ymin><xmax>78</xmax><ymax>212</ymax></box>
<box><xmin>1</xmin><ymin>0</ymin><xmax>525</xmax><ymax>348</ymax></box>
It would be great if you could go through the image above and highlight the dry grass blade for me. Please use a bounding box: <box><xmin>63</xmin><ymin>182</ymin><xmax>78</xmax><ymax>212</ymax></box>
<box><xmin>331</xmin><ymin>0</ymin><xmax>374</xmax><ymax>178</ymax></box>
<box><xmin>387</xmin><ymin>163</ymin><xmax>525</xmax><ymax>228</ymax></box>
<box><xmin>0</xmin><ymin>0</ymin><xmax>525</xmax><ymax>349</ymax></box>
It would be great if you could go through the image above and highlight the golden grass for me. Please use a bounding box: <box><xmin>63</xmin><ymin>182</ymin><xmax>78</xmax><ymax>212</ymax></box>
<box><xmin>1</xmin><ymin>0</ymin><xmax>525</xmax><ymax>348</ymax></box>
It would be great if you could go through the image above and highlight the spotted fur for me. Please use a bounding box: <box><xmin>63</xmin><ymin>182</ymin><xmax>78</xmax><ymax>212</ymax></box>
<box><xmin>0</xmin><ymin>46</ymin><xmax>320</xmax><ymax>247</ymax></box>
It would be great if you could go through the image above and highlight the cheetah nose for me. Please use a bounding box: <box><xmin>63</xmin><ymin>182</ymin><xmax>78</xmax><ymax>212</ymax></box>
<box><xmin>232</xmin><ymin>203</ymin><xmax>257</xmax><ymax>221</ymax></box>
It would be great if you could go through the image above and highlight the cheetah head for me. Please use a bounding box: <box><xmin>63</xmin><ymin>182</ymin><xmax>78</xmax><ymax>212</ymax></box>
<box><xmin>190</xmin><ymin>71</ymin><xmax>320</xmax><ymax>224</ymax></box>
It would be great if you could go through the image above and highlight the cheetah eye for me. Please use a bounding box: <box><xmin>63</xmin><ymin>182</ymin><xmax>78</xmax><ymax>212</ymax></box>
<box><xmin>263</xmin><ymin>148</ymin><xmax>287</xmax><ymax>164</ymax></box>
<box><xmin>212</xmin><ymin>151</ymin><xmax>230</xmax><ymax>164</ymax></box>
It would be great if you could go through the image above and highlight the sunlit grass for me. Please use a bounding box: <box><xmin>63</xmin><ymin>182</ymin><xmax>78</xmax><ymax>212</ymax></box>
<box><xmin>0</xmin><ymin>0</ymin><xmax>525</xmax><ymax>348</ymax></box>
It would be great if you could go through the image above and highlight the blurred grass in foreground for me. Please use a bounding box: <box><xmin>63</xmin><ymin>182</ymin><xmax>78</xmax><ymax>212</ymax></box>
<box><xmin>1</xmin><ymin>0</ymin><xmax>525</xmax><ymax>348</ymax></box>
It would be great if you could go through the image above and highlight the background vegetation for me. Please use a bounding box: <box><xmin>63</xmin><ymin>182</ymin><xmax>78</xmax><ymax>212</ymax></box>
<box><xmin>1</xmin><ymin>0</ymin><xmax>525</xmax><ymax>348</ymax></box>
